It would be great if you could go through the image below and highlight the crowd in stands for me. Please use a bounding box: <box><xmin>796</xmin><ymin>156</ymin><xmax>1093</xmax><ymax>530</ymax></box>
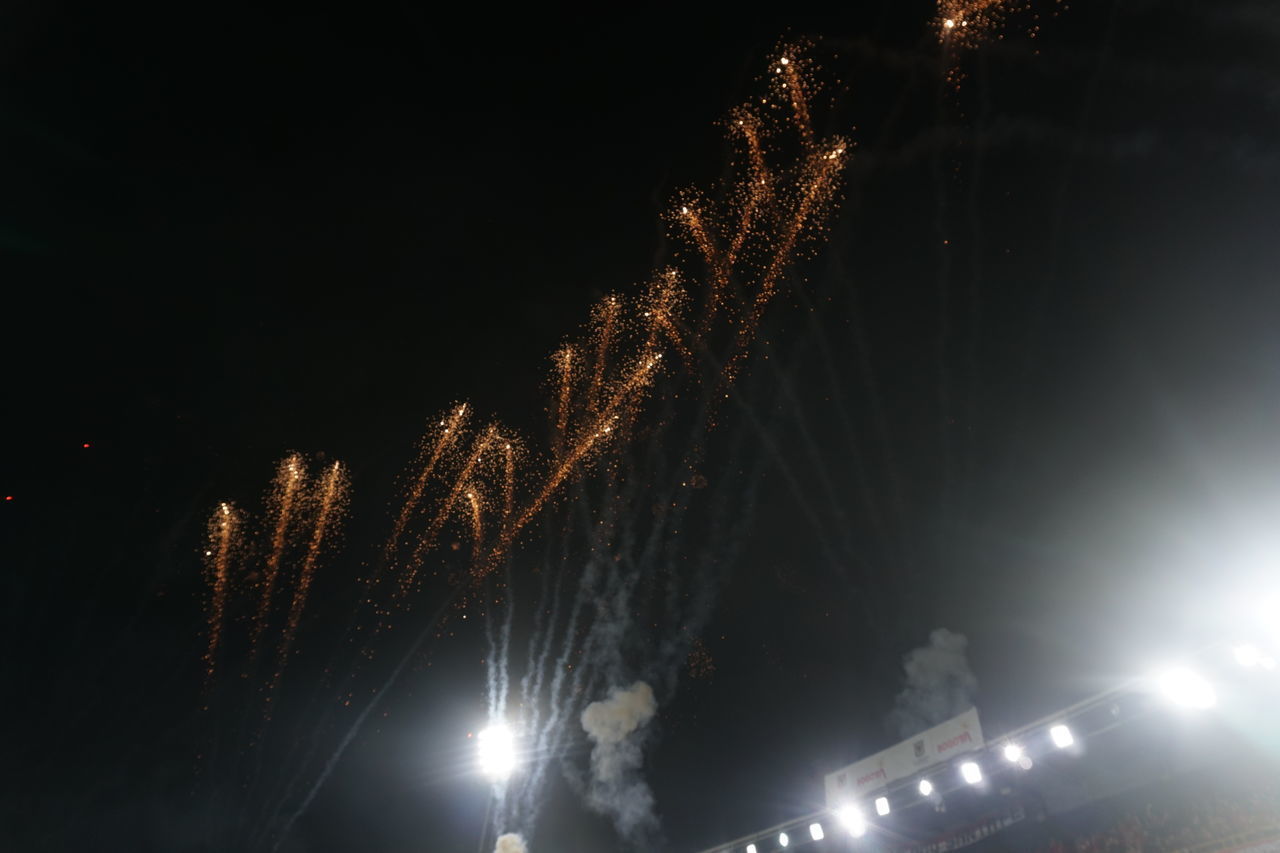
<box><xmin>1036</xmin><ymin>777</ymin><xmax>1279</xmax><ymax>853</ymax></box>
<box><xmin>889</xmin><ymin>772</ymin><xmax>1278</xmax><ymax>853</ymax></box>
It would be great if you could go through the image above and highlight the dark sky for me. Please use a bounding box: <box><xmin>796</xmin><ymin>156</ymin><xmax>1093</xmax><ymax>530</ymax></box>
<box><xmin>6</xmin><ymin>2</ymin><xmax>1280</xmax><ymax>852</ymax></box>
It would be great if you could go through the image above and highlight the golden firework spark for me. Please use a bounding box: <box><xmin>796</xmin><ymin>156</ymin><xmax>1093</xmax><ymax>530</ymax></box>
<box><xmin>202</xmin><ymin>501</ymin><xmax>243</xmax><ymax>680</ymax></box>
<box><xmin>936</xmin><ymin>0</ymin><xmax>1067</xmax><ymax>61</ymax></box>
<box><xmin>273</xmin><ymin>461</ymin><xmax>350</xmax><ymax>689</ymax></box>
<box><xmin>201</xmin><ymin>40</ymin><xmax>850</xmax><ymax>692</ymax></box>
<box><xmin>551</xmin><ymin>346</ymin><xmax>578</xmax><ymax>460</ymax></box>
<box><xmin>586</xmin><ymin>296</ymin><xmax>621</xmax><ymax>415</ymax></box>
<box><xmin>664</xmin><ymin>44</ymin><xmax>849</xmax><ymax>388</ymax></box>
<box><xmin>251</xmin><ymin>453</ymin><xmax>307</xmax><ymax>650</ymax></box>
<box><xmin>403</xmin><ymin>424</ymin><xmax>499</xmax><ymax>593</ymax></box>
<box><xmin>464</xmin><ymin>485</ymin><xmax>484</xmax><ymax>564</ymax></box>
<box><xmin>387</xmin><ymin>403</ymin><xmax>470</xmax><ymax>558</ymax></box>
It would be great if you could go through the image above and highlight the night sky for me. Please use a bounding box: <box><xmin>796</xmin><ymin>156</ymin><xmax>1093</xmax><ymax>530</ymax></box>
<box><xmin>6</xmin><ymin>2</ymin><xmax>1280</xmax><ymax>851</ymax></box>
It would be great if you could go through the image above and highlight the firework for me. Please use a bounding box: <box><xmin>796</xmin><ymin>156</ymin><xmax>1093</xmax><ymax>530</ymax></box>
<box><xmin>387</xmin><ymin>403</ymin><xmax>470</xmax><ymax>559</ymax></box>
<box><xmin>935</xmin><ymin>0</ymin><xmax>1067</xmax><ymax>54</ymax></box>
<box><xmin>198</xmin><ymin>41</ymin><xmax>851</xmax><ymax>851</ymax></box>
<box><xmin>403</xmin><ymin>424</ymin><xmax>498</xmax><ymax>591</ymax></box>
<box><xmin>251</xmin><ymin>453</ymin><xmax>307</xmax><ymax>651</ymax></box>
<box><xmin>273</xmin><ymin>461</ymin><xmax>350</xmax><ymax>691</ymax></box>
<box><xmin>202</xmin><ymin>501</ymin><xmax>243</xmax><ymax>681</ymax></box>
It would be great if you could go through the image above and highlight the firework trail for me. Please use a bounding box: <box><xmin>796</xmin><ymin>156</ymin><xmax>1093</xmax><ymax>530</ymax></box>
<box><xmin>552</xmin><ymin>347</ymin><xmax>576</xmax><ymax>460</ymax></box>
<box><xmin>272</xmin><ymin>461</ymin><xmax>350</xmax><ymax>698</ymax></box>
<box><xmin>203</xmin><ymin>39</ymin><xmax>852</xmax><ymax>852</ymax></box>
<box><xmin>937</xmin><ymin>0</ymin><xmax>1013</xmax><ymax>47</ymax></box>
<box><xmin>202</xmin><ymin>502</ymin><xmax>242</xmax><ymax>682</ymax></box>
<box><xmin>251</xmin><ymin>453</ymin><xmax>307</xmax><ymax>651</ymax></box>
<box><xmin>406</xmin><ymin>424</ymin><xmax>497</xmax><ymax>589</ymax></box>
<box><xmin>387</xmin><ymin>403</ymin><xmax>470</xmax><ymax>560</ymax></box>
<box><xmin>587</xmin><ymin>297</ymin><xmax>621</xmax><ymax>414</ymax></box>
<box><xmin>483</xmin><ymin>43</ymin><xmax>858</xmax><ymax>845</ymax></box>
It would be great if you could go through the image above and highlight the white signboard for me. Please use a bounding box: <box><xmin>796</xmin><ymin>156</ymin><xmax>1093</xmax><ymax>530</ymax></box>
<box><xmin>825</xmin><ymin>708</ymin><xmax>984</xmax><ymax>807</ymax></box>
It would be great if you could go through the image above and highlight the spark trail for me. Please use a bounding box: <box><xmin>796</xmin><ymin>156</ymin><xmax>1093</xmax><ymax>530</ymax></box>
<box><xmin>252</xmin><ymin>454</ymin><xmax>306</xmax><ymax>651</ymax></box>
<box><xmin>272</xmin><ymin>462</ymin><xmax>350</xmax><ymax>697</ymax></box>
<box><xmin>199</xmin><ymin>39</ymin><xmax>852</xmax><ymax>853</ymax></box>
<box><xmin>202</xmin><ymin>502</ymin><xmax>242</xmax><ymax>682</ymax></box>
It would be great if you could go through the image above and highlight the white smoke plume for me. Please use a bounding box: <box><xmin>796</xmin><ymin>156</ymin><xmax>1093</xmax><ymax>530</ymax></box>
<box><xmin>493</xmin><ymin>833</ymin><xmax>528</xmax><ymax>853</ymax></box>
<box><xmin>580</xmin><ymin>681</ymin><xmax>659</xmax><ymax>844</ymax></box>
<box><xmin>889</xmin><ymin>628</ymin><xmax>978</xmax><ymax>739</ymax></box>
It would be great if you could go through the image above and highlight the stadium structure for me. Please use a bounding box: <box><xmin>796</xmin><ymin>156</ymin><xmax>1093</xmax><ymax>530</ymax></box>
<box><xmin>696</xmin><ymin>644</ymin><xmax>1280</xmax><ymax>853</ymax></box>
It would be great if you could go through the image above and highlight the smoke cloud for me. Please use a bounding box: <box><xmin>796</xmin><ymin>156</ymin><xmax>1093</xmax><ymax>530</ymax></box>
<box><xmin>579</xmin><ymin>681</ymin><xmax>659</xmax><ymax>844</ymax></box>
<box><xmin>889</xmin><ymin>628</ymin><xmax>977</xmax><ymax>739</ymax></box>
<box><xmin>493</xmin><ymin>833</ymin><xmax>528</xmax><ymax>853</ymax></box>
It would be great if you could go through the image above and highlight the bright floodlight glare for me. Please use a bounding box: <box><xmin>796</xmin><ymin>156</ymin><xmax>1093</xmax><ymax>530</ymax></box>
<box><xmin>809</xmin><ymin>823</ymin><xmax>825</xmax><ymax>841</ymax></box>
<box><xmin>1003</xmin><ymin>743</ymin><xmax>1024</xmax><ymax>763</ymax></box>
<box><xmin>1050</xmin><ymin>724</ymin><xmax>1074</xmax><ymax>748</ymax></box>
<box><xmin>875</xmin><ymin>796</ymin><xmax>891</xmax><ymax>816</ymax></box>
<box><xmin>1157</xmin><ymin>666</ymin><xmax>1217</xmax><ymax>709</ymax></box>
<box><xmin>1234</xmin><ymin>644</ymin><xmax>1262</xmax><ymax>668</ymax></box>
<box><xmin>838</xmin><ymin>804</ymin><xmax>867</xmax><ymax>837</ymax></box>
<box><xmin>960</xmin><ymin>761</ymin><xmax>983</xmax><ymax>784</ymax></box>
<box><xmin>778</xmin><ymin>831</ymin><xmax>790</xmax><ymax>848</ymax></box>
<box><xmin>918</xmin><ymin>779</ymin><xmax>934</xmax><ymax>797</ymax></box>
<box><xmin>746</xmin><ymin>845</ymin><xmax>757</xmax><ymax>853</ymax></box>
<box><xmin>477</xmin><ymin>724</ymin><xmax>517</xmax><ymax>781</ymax></box>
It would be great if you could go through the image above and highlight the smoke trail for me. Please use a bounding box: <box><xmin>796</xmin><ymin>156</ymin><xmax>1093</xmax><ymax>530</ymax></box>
<box><xmin>493</xmin><ymin>833</ymin><xmax>528</xmax><ymax>853</ymax></box>
<box><xmin>889</xmin><ymin>628</ymin><xmax>978</xmax><ymax>738</ymax></box>
<box><xmin>579</xmin><ymin>681</ymin><xmax>659</xmax><ymax>844</ymax></box>
<box><xmin>266</xmin><ymin>591</ymin><xmax>461</xmax><ymax>853</ymax></box>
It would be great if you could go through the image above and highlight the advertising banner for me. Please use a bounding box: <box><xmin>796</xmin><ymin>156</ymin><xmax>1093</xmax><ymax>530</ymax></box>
<box><xmin>824</xmin><ymin>708</ymin><xmax>984</xmax><ymax>807</ymax></box>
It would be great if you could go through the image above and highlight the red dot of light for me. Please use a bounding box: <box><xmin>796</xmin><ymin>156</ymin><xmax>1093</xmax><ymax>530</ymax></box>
<box><xmin>4</xmin><ymin>496</ymin><xmax>12</xmax><ymax>501</ymax></box>
<box><xmin>83</xmin><ymin>443</ymin><xmax>91</xmax><ymax>448</ymax></box>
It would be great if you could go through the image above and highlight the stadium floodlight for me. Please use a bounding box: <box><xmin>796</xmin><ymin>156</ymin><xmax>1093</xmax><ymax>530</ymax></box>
<box><xmin>960</xmin><ymin>761</ymin><xmax>983</xmax><ymax>784</ymax></box>
<box><xmin>1050</xmin><ymin>724</ymin><xmax>1074</xmax><ymax>748</ymax></box>
<box><xmin>1002</xmin><ymin>743</ymin><xmax>1024</xmax><ymax>763</ymax></box>
<box><xmin>477</xmin><ymin>724</ymin><xmax>517</xmax><ymax>781</ymax></box>
<box><xmin>809</xmin><ymin>823</ymin><xmax>825</xmax><ymax>841</ymax></box>
<box><xmin>1234</xmin><ymin>644</ymin><xmax>1262</xmax><ymax>668</ymax></box>
<box><xmin>837</xmin><ymin>804</ymin><xmax>867</xmax><ymax>837</ymax></box>
<box><xmin>918</xmin><ymin>779</ymin><xmax>934</xmax><ymax>797</ymax></box>
<box><xmin>875</xmin><ymin>796</ymin><xmax>891</xmax><ymax>816</ymax></box>
<box><xmin>778</xmin><ymin>831</ymin><xmax>790</xmax><ymax>848</ymax></box>
<box><xmin>745</xmin><ymin>845</ymin><xmax>757</xmax><ymax>853</ymax></box>
<box><xmin>1157</xmin><ymin>666</ymin><xmax>1217</xmax><ymax>710</ymax></box>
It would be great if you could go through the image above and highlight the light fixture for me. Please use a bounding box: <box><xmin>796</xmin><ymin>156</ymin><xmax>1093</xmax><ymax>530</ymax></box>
<box><xmin>746</xmin><ymin>845</ymin><xmax>756</xmax><ymax>853</ymax></box>
<box><xmin>809</xmin><ymin>823</ymin><xmax>825</xmax><ymax>841</ymax></box>
<box><xmin>1003</xmin><ymin>743</ymin><xmax>1024</xmax><ymax>763</ymax></box>
<box><xmin>918</xmin><ymin>779</ymin><xmax>934</xmax><ymax>797</ymax></box>
<box><xmin>837</xmin><ymin>804</ymin><xmax>867</xmax><ymax>837</ymax></box>
<box><xmin>477</xmin><ymin>724</ymin><xmax>517</xmax><ymax>781</ymax></box>
<box><xmin>1050</xmin><ymin>724</ymin><xmax>1074</xmax><ymax>748</ymax></box>
<box><xmin>778</xmin><ymin>831</ymin><xmax>790</xmax><ymax>848</ymax></box>
<box><xmin>875</xmin><ymin>796</ymin><xmax>890</xmax><ymax>816</ymax></box>
<box><xmin>1156</xmin><ymin>666</ymin><xmax>1217</xmax><ymax>710</ymax></box>
<box><xmin>960</xmin><ymin>761</ymin><xmax>983</xmax><ymax>784</ymax></box>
